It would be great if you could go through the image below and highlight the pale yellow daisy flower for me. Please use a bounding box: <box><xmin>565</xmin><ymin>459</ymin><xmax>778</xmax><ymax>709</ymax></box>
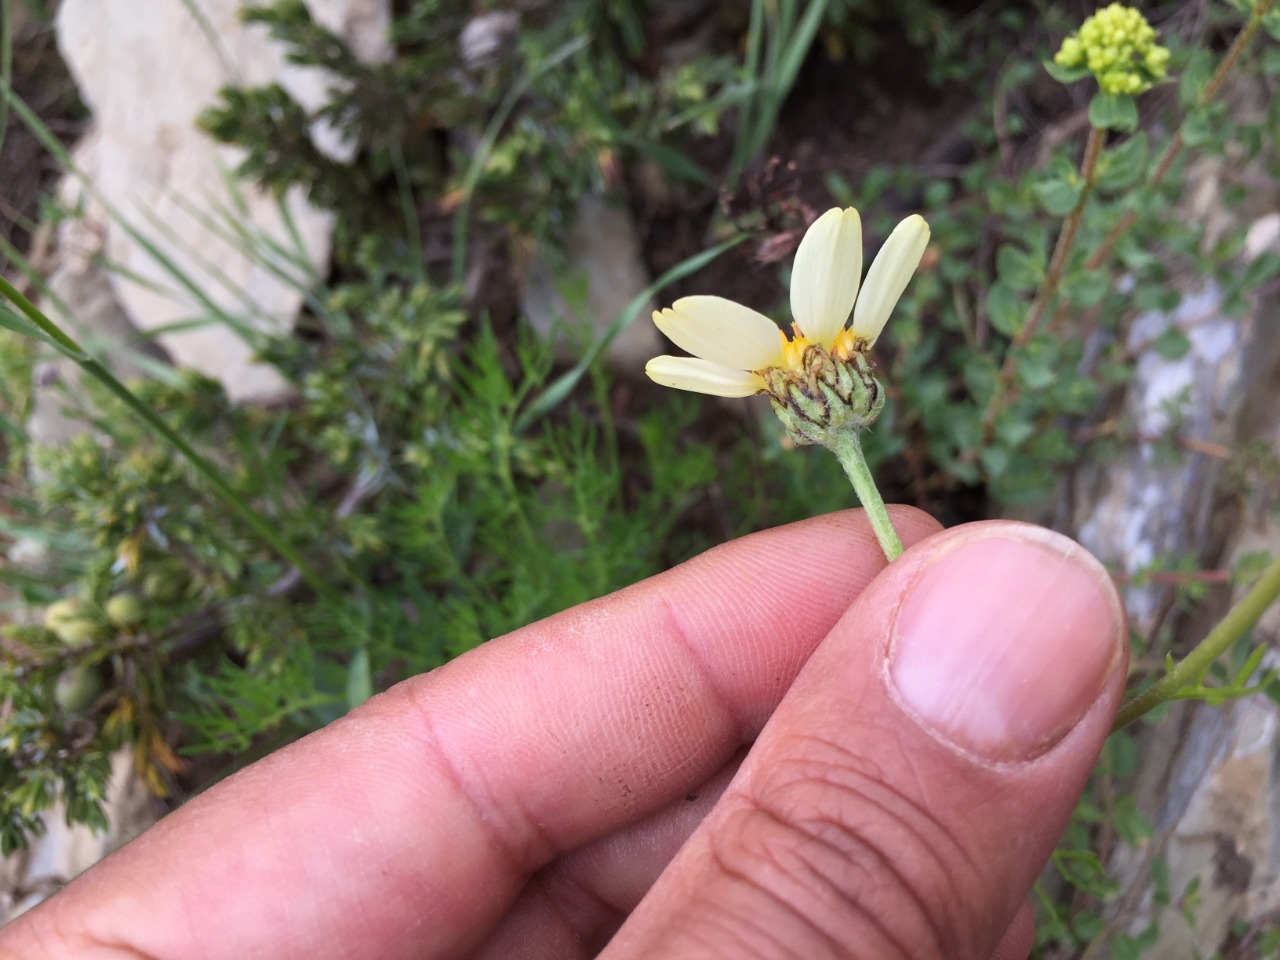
<box><xmin>643</xmin><ymin>206</ymin><xmax>931</xmax><ymax>563</ymax></box>
<box><xmin>645</xmin><ymin>208</ymin><xmax>930</xmax><ymax>398</ymax></box>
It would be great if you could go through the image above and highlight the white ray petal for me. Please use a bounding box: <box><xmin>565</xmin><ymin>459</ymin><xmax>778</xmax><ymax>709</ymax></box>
<box><xmin>653</xmin><ymin>296</ymin><xmax>785</xmax><ymax>370</ymax></box>
<box><xmin>645</xmin><ymin>356</ymin><xmax>765</xmax><ymax>397</ymax></box>
<box><xmin>851</xmin><ymin>214</ymin><xmax>930</xmax><ymax>348</ymax></box>
<box><xmin>789</xmin><ymin>207</ymin><xmax>862</xmax><ymax>347</ymax></box>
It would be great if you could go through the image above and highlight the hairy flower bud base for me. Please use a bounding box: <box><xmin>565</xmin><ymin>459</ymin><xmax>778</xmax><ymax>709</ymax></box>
<box><xmin>761</xmin><ymin>346</ymin><xmax>885</xmax><ymax>447</ymax></box>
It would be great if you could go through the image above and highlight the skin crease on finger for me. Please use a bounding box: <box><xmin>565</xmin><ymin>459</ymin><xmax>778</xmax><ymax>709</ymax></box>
<box><xmin>470</xmin><ymin>759</ymin><xmax>745</xmax><ymax>958</ymax></box>
<box><xmin>472</xmin><ymin>758</ymin><xmax>1035</xmax><ymax>960</ymax></box>
<box><xmin>0</xmin><ymin>507</ymin><xmax>943</xmax><ymax>960</ymax></box>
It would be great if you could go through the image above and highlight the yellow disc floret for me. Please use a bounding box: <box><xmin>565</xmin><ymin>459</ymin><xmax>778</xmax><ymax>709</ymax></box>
<box><xmin>1054</xmin><ymin>4</ymin><xmax>1169</xmax><ymax>96</ymax></box>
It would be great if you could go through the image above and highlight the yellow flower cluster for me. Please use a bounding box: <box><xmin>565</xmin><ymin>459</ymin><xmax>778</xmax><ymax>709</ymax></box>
<box><xmin>1054</xmin><ymin>3</ymin><xmax>1170</xmax><ymax>95</ymax></box>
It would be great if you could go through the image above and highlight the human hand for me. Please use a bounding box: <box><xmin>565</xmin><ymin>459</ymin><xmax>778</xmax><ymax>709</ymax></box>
<box><xmin>0</xmin><ymin>509</ymin><xmax>1125</xmax><ymax>960</ymax></box>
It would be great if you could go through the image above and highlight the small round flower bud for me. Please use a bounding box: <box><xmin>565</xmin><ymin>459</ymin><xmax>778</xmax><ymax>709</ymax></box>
<box><xmin>105</xmin><ymin>593</ymin><xmax>144</xmax><ymax>628</ymax></box>
<box><xmin>52</xmin><ymin>616</ymin><xmax>102</xmax><ymax>649</ymax></box>
<box><xmin>1054</xmin><ymin>36</ymin><xmax>1083</xmax><ymax>67</ymax></box>
<box><xmin>1145</xmin><ymin>45</ymin><xmax>1170</xmax><ymax>76</ymax></box>
<box><xmin>55</xmin><ymin>665</ymin><xmax>104</xmax><ymax>713</ymax></box>
<box><xmin>143</xmin><ymin>567</ymin><xmax>190</xmax><ymax>603</ymax></box>
<box><xmin>43</xmin><ymin>597</ymin><xmax>83</xmax><ymax>632</ymax></box>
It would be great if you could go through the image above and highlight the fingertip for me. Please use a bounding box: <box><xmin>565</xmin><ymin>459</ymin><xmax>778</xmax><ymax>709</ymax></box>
<box><xmin>886</xmin><ymin>520</ymin><xmax>1126</xmax><ymax>762</ymax></box>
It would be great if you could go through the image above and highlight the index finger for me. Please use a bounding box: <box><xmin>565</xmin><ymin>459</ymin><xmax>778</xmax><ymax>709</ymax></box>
<box><xmin>2</xmin><ymin>506</ymin><xmax>942</xmax><ymax>960</ymax></box>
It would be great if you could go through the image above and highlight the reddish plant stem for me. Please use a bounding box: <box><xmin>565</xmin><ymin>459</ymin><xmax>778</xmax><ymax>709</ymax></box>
<box><xmin>969</xmin><ymin>125</ymin><xmax>1105</xmax><ymax>452</ymax></box>
<box><xmin>1016</xmin><ymin>124</ymin><xmax>1105</xmax><ymax>353</ymax></box>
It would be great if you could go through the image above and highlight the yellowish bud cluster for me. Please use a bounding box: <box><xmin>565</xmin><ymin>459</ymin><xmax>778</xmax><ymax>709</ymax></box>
<box><xmin>1054</xmin><ymin>3</ymin><xmax>1169</xmax><ymax>95</ymax></box>
<box><xmin>42</xmin><ymin>597</ymin><xmax>100</xmax><ymax>648</ymax></box>
<box><xmin>42</xmin><ymin>592</ymin><xmax>145</xmax><ymax>648</ymax></box>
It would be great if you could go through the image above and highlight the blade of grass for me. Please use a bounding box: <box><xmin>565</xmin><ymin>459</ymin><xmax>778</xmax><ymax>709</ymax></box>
<box><xmin>0</xmin><ymin>298</ymin><xmax>83</xmax><ymax>356</ymax></box>
<box><xmin>163</xmin><ymin>188</ymin><xmax>322</xmax><ymax>325</ymax></box>
<box><xmin>207</xmin><ymin>152</ymin><xmax>325</xmax><ymax>282</ymax></box>
<box><xmin>184</xmin><ymin>184</ymin><xmax>343</xmax><ymax>333</ymax></box>
<box><xmin>0</xmin><ymin>234</ymin><xmax>196</xmax><ymax>381</ymax></box>
<box><xmin>131</xmin><ymin>202</ymin><xmax>271</xmax><ymax>343</ymax></box>
<box><xmin>0</xmin><ymin>0</ymin><xmax>12</xmax><ymax>162</ymax></box>
<box><xmin>176</xmin><ymin>0</ymin><xmax>241</xmax><ymax>84</ymax></box>
<box><xmin>0</xmin><ymin>232</ymin><xmax>60</xmax><ymax>309</ymax></box>
<box><xmin>451</xmin><ymin>33</ymin><xmax>590</xmax><ymax>286</ymax></box>
<box><xmin>732</xmin><ymin>0</ymin><xmax>767</xmax><ymax>180</ymax></box>
<box><xmin>728</xmin><ymin>0</ymin><xmax>832</xmax><ymax>183</ymax></box>
<box><xmin>390</xmin><ymin>140</ymin><xmax>426</xmax><ymax>284</ymax></box>
<box><xmin>573</xmin><ymin>81</ymin><xmax>714</xmax><ymax>187</ymax></box>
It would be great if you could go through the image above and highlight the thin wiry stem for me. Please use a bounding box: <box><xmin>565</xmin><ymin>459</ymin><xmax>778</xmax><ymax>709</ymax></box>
<box><xmin>974</xmin><ymin>125</ymin><xmax>1105</xmax><ymax>449</ymax></box>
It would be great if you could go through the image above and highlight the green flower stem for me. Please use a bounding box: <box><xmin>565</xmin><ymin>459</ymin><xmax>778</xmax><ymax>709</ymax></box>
<box><xmin>828</xmin><ymin>429</ymin><xmax>902</xmax><ymax>562</ymax></box>
<box><xmin>0</xmin><ymin>273</ymin><xmax>330</xmax><ymax>598</ymax></box>
<box><xmin>1112</xmin><ymin>550</ymin><xmax>1280</xmax><ymax>731</ymax></box>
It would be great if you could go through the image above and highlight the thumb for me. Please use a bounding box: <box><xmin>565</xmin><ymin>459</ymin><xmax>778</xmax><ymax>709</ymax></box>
<box><xmin>601</xmin><ymin>520</ymin><xmax>1127</xmax><ymax>960</ymax></box>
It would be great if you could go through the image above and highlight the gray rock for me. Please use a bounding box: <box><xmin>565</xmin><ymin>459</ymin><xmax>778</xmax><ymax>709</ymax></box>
<box><xmin>460</xmin><ymin>11</ymin><xmax>520</xmax><ymax>71</ymax></box>
<box><xmin>1072</xmin><ymin>147</ymin><xmax>1280</xmax><ymax>953</ymax></box>
<box><xmin>52</xmin><ymin>0</ymin><xmax>391</xmax><ymax>402</ymax></box>
<box><xmin>521</xmin><ymin>194</ymin><xmax>662</xmax><ymax>374</ymax></box>
<box><xmin>1075</xmin><ymin>279</ymin><xmax>1243</xmax><ymax>633</ymax></box>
